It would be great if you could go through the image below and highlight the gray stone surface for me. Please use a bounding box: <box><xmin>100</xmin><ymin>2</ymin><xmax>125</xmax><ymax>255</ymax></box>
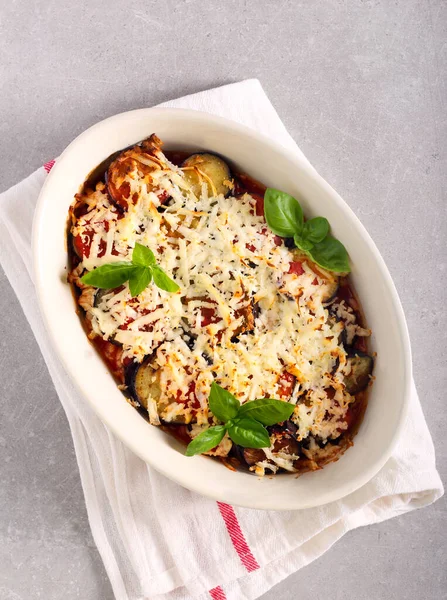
<box><xmin>1</xmin><ymin>0</ymin><xmax>446</xmax><ymax>598</ymax></box>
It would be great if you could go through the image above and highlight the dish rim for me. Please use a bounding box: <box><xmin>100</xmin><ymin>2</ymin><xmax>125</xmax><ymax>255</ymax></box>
<box><xmin>32</xmin><ymin>107</ymin><xmax>412</xmax><ymax>510</ymax></box>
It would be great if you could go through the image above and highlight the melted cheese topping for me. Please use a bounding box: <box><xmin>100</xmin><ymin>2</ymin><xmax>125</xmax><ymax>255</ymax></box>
<box><xmin>70</xmin><ymin>143</ymin><xmax>370</xmax><ymax>475</ymax></box>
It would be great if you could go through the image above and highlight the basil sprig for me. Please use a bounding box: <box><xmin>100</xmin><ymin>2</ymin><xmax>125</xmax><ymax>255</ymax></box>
<box><xmin>185</xmin><ymin>383</ymin><xmax>295</xmax><ymax>456</ymax></box>
<box><xmin>81</xmin><ymin>242</ymin><xmax>179</xmax><ymax>297</ymax></box>
<box><xmin>264</xmin><ymin>188</ymin><xmax>350</xmax><ymax>273</ymax></box>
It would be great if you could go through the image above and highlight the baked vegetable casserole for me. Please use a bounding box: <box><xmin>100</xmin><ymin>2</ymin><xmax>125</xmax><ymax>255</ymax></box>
<box><xmin>68</xmin><ymin>134</ymin><xmax>374</xmax><ymax>476</ymax></box>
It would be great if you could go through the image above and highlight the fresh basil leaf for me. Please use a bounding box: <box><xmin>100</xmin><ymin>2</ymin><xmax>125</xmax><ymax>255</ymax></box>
<box><xmin>302</xmin><ymin>217</ymin><xmax>329</xmax><ymax>244</ymax></box>
<box><xmin>81</xmin><ymin>262</ymin><xmax>137</xmax><ymax>289</ymax></box>
<box><xmin>308</xmin><ymin>236</ymin><xmax>350</xmax><ymax>273</ymax></box>
<box><xmin>264</xmin><ymin>188</ymin><xmax>303</xmax><ymax>237</ymax></box>
<box><xmin>132</xmin><ymin>242</ymin><xmax>156</xmax><ymax>267</ymax></box>
<box><xmin>238</xmin><ymin>398</ymin><xmax>295</xmax><ymax>426</ymax></box>
<box><xmin>151</xmin><ymin>265</ymin><xmax>180</xmax><ymax>292</ymax></box>
<box><xmin>209</xmin><ymin>382</ymin><xmax>240</xmax><ymax>423</ymax></box>
<box><xmin>227</xmin><ymin>417</ymin><xmax>271</xmax><ymax>449</ymax></box>
<box><xmin>293</xmin><ymin>234</ymin><xmax>314</xmax><ymax>252</ymax></box>
<box><xmin>129</xmin><ymin>266</ymin><xmax>152</xmax><ymax>297</ymax></box>
<box><xmin>185</xmin><ymin>425</ymin><xmax>226</xmax><ymax>456</ymax></box>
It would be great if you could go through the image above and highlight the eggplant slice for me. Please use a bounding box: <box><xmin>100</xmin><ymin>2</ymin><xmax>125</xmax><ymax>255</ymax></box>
<box><xmin>344</xmin><ymin>351</ymin><xmax>374</xmax><ymax>395</ymax></box>
<box><xmin>130</xmin><ymin>356</ymin><xmax>197</xmax><ymax>424</ymax></box>
<box><xmin>242</xmin><ymin>447</ymin><xmax>266</xmax><ymax>466</ymax></box>
<box><xmin>130</xmin><ymin>356</ymin><xmax>161</xmax><ymax>411</ymax></box>
<box><xmin>181</xmin><ymin>153</ymin><xmax>232</xmax><ymax>197</ymax></box>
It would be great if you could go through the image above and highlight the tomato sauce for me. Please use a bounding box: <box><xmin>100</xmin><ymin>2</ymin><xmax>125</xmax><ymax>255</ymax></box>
<box><xmin>175</xmin><ymin>380</ymin><xmax>201</xmax><ymax>411</ymax></box>
<box><xmin>91</xmin><ymin>337</ymin><xmax>125</xmax><ymax>383</ymax></box>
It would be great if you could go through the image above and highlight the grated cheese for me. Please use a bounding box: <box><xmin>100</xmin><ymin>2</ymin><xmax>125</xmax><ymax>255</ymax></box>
<box><xmin>69</xmin><ymin>141</ymin><xmax>371</xmax><ymax>473</ymax></box>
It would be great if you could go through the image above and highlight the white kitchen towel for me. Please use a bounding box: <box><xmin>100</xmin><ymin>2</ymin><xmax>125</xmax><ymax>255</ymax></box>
<box><xmin>0</xmin><ymin>79</ymin><xmax>443</xmax><ymax>600</ymax></box>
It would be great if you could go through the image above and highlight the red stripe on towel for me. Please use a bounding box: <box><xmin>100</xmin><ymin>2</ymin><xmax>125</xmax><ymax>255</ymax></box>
<box><xmin>209</xmin><ymin>586</ymin><xmax>227</xmax><ymax>600</ymax></box>
<box><xmin>217</xmin><ymin>502</ymin><xmax>260</xmax><ymax>572</ymax></box>
<box><xmin>44</xmin><ymin>160</ymin><xmax>55</xmax><ymax>173</ymax></box>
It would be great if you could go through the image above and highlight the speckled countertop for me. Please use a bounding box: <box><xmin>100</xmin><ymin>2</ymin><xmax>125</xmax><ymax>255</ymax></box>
<box><xmin>0</xmin><ymin>1</ymin><xmax>446</xmax><ymax>599</ymax></box>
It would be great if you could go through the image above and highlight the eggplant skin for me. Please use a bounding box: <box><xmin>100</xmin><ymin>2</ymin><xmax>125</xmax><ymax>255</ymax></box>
<box><xmin>181</xmin><ymin>153</ymin><xmax>232</xmax><ymax>197</ymax></box>
<box><xmin>344</xmin><ymin>351</ymin><xmax>374</xmax><ymax>395</ymax></box>
<box><xmin>125</xmin><ymin>361</ymin><xmax>140</xmax><ymax>397</ymax></box>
